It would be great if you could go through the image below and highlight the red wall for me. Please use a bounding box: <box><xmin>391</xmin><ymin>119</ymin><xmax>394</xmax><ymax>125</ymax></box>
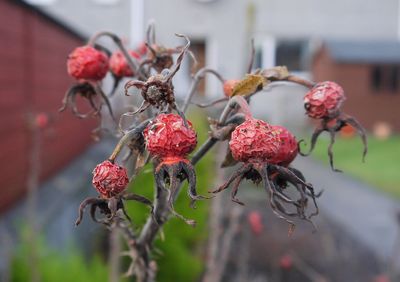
<box><xmin>0</xmin><ymin>1</ymin><xmax>96</xmax><ymax>212</ymax></box>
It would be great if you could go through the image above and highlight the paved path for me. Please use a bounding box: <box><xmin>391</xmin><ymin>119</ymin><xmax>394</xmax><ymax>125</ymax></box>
<box><xmin>293</xmin><ymin>156</ymin><xmax>400</xmax><ymax>260</ymax></box>
<box><xmin>1</xmin><ymin>138</ymin><xmax>398</xmax><ymax>277</ymax></box>
<box><xmin>0</xmin><ymin>138</ymin><xmax>117</xmax><ymax>276</ymax></box>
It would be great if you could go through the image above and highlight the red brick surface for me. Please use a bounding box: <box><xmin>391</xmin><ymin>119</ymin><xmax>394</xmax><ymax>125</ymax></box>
<box><xmin>0</xmin><ymin>1</ymin><xmax>96</xmax><ymax>212</ymax></box>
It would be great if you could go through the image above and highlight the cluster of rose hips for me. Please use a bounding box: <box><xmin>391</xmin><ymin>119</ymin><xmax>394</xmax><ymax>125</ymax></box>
<box><xmin>60</xmin><ymin>43</ymin><xmax>143</xmax><ymax>121</ymax></box>
<box><xmin>63</xmin><ymin>25</ymin><xmax>367</xmax><ymax>239</ymax></box>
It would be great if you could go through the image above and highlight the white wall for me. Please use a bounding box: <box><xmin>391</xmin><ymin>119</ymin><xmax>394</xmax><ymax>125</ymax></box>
<box><xmin>253</xmin><ymin>0</ymin><xmax>398</xmax><ymax>40</ymax></box>
<box><xmin>143</xmin><ymin>0</ymin><xmax>251</xmax><ymax>98</ymax></box>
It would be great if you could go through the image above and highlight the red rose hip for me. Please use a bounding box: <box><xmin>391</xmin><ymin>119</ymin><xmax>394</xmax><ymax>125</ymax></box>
<box><xmin>269</xmin><ymin>125</ymin><xmax>298</xmax><ymax>166</ymax></box>
<box><xmin>144</xmin><ymin>113</ymin><xmax>197</xmax><ymax>159</ymax></box>
<box><xmin>109</xmin><ymin>50</ymin><xmax>140</xmax><ymax>77</ymax></box>
<box><xmin>67</xmin><ymin>45</ymin><xmax>109</xmax><ymax>80</ymax></box>
<box><xmin>304</xmin><ymin>81</ymin><xmax>346</xmax><ymax>119</ymax></box>
<box><xmin>92</xmin><ymin>160</ymin><xmax>129</xmax><ymax>198</ymax></box>
<box><xmin>229</xmin><ymin>118</ymin><xmax>280</xmax><ymax>163</ymax></box>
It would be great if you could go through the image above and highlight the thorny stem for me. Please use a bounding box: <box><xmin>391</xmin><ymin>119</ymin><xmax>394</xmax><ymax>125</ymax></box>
<box><xmin>108</xmin><ymin>228</ymin><xmax>121</xmax><ymax>282</ymax></box>
<box><xmin>122</xmin><ymin>123</ymin><xmax>225</xmax><ymax>281</ymax></box>
<box><xmin>191</xmin><ymin>97</ymin><xmax>250</xmax><ymax>165</ymax></box>
<box><xmin>283</xmin><ymin>75</ymin><xmax>315</xmax><ymax>89</ymax></box>
<box><xmin>108</xmin><ymin>119</ymin><xmax>150</xmax><ymax>162</ymax></box>
<box><xmin>207</xmin><ymin>205</ymin><xmax>244</xmax><ymax>282</ymax></box>
<box><xmin>103</xmin><ymin>65</ymin><xmax>315</xmax><ymax>281</ymax></box>
<box><xmin>219</xmin><ymin>96</ymin><xmax>252</xmax><ymax>123</ymax></box>
<box><xmin>181</xmin><ymin>68</ymin><xmax>225</xmax><ymax>114</ymax></box>
<box><xmin>26</xmin><ymin>116</ymin><xmax>42</xmax><ymax>282</ymax></box>
<box><xmin>247</xmin><ymin>38</ymin><xmax>255</xmax><ymax>74</ymax></box>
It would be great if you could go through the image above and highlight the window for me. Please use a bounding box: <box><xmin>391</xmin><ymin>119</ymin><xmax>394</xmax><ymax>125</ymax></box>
<box><xmin>370</xmin><ymin>65</ymin><xmax>400</xmax><ymax>93</ymax></box>
<box><xmin>371</xmin><ymin>66</ymin><xmax>383</xmax><ymax>91</ymax></box>
<box><xmin>389</xmin><ymin>67</ymin><xmax>399</xmax><ymax>92</ymax></box>
<box><xmin>275</xmin><ymin>40</ymin><xmax>308</xmax><ymax>71</ymax></box>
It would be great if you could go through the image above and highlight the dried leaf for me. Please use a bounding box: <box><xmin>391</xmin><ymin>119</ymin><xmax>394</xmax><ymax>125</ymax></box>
<box><xmin>231</xmin><ymin>74</ymin><xmax>267</xmax><ymax>97</ymax></box>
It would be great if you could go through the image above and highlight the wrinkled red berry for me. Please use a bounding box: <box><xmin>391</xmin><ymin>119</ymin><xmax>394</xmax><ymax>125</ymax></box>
<box><xmin>144</xmin><ymin>114</ymin><xmax>197</xmax><ymax>158</ymax></box>
<box><xmin>229</xmin><ymin>118</ymin><xmax>280</xmax><ymax>163</ymax></box>
<box><xmin>269</xmin><ymin>125</ymin><xmax>298</xmax><ymax>166</ymax></box>
<box><xmin>223</xmin><ymin>79</ymin><xmax>240</xmax><ymax>97</ymax></box>
<box><xmin>304</xmin><ymin>81</ymin><xmax>346</xmax><ymax>119</ymax></box>
<box><xmin>67</xmin><ymin>46</ymin><xmax>109</xmax><ymax>80</ymax></box>
<box><xmin>92</xmin><ymin>160</ymin><xmax>129</xmax><ymax>198</ymax></box>
<box><xmin>248</xmin><ymin>211</ymin><xmax>263</xmax><ymax>235</ymax></box>
<box><xmin>136</xmin><ymin>42</ymin><xmax>148</xmax><ymax>56</ymax></box>
<box><xmin>109</xmin><ymin>50</ymin><xmax>140</xmax><ymax>77</ymax></box>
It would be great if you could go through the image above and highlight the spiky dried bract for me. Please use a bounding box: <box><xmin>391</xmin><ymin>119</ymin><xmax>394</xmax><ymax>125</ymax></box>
<box><xmin>92</xmin><ymin>160</ymin><xmax>129</xmax><ymax>198</ymax></box>
<box><xmin>110</xmin><ymin>50</ymin><xmax>140</xmax><ymax>77</ymax></box>
<box><xmin>229</xmin><ymin>118</ymin><xmax>280</xmax><ymax>163</ymax></box>
<box><xmin>269</xmin><ymin>125</ymin><xmax>298</xmax><ymax>166</ymax></box>
<box><xmin>304</xmin><ymin>81</ymin><xmax>346</xmax><ymax>119</ymax></box>
<box><xmin>67</xmin><ymin>46</ymin><xmax>109</xmax><ymax>80</ymax></box>
<box><xmin>144</xmin><ymin>113</ymin><xmax>197</xmax><ymax>158</ymax></box>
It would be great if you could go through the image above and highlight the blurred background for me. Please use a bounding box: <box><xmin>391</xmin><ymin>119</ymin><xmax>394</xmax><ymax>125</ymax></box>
<box><xmin>0</xmin><ymin>0</ymin><xmax>399</xmax><ymax>281</ymax></box>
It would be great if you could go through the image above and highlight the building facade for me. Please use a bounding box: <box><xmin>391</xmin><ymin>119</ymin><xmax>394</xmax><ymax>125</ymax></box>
<box><xmin>313</xmin><ymin>41</ymin><xmax>400</xmax><ymax>132</ymax></box>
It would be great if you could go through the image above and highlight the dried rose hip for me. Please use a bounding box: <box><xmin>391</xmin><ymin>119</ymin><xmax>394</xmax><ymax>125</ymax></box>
<box><xmin>76</xmin><ymin>159</ymin><xmax>152</xmax><ymax>226</ymax></box>
<box><xmin>92</xmin><ymin>160</ymin><xmax>129</xmax><ymax>198</ymax></box>
<box><xmin>144</xmin><ymin>113</ymin><xmax>197</xmax><ymax>159</ymax></box>
<box><xmin>223</xmin><ymin>79</ymin><xmax>240</xmax><ymax>97</ymax></box>
<box><xmin>229</xmin><ymin>118</ymin><xmax>280</xmax><ymax>163</ymax></box>
<box><xmin>144</xmin><ymin>113</ymin><xmax>206</xmax><ymax>226</ymax></box>
<box><xmin>136</xmin><ymin>42</ymin><xmax>148</xmax><ymax>57</ymax></box>
<box><xmin>300</xmin><ymin>81</ymin><xmax>367</xmax><ymax>172</ymax></box>
<box><xmin>269</xmin><ymin>125</ymin><xmax>298</xmax><ymax>166</ymax></box>
<box><xmin>304</xmin><ymin>81</ymin><xmax>346</xmax><ymax>119</ymax></box>
<box><xmin>109</xmin><ymin>50</ymin><xmax>140</xmax><ymax>77</ymax></box>
<box><xmin>67</xmin><ymin>45</ymin><xmax>109</xmax><ymax>81</ymax></box>
<box><xmin>212</xmin><ymin>118</ymin><xmax>316</xmax><ymax>234</ymax></box>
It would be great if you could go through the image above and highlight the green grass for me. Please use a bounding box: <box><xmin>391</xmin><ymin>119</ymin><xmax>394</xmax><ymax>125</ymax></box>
<box><xmin>12</xmin><ymin>233</ymin><xmax>115</xmax><ymax>282</ymax></box>
<box><xmin>308</xmin><ymin>133</ymin><xmax>400</xmax><ymax>198</ymax></box>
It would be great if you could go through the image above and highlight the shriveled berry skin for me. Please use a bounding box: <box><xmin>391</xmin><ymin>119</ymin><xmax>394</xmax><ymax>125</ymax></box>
<box><xmin>223</xmin><ymin>79</ymin><xmax>240</xmax><ymax>97</ymax></box>
<box><xmin>269</xmin><ymin>125</ymin><xmax>298</xmax><ymax>166</ymax></box>
<box><xmin>144</xmin><ymin>114</ymin><xmax>197</xmax><ymax>158</ymax></box>
<box><xmin>304</xmin><ymin>81</ymin><xmax>346</xmax><ymax>119</ymax></box>
<box><xmin>229</xmin><ymin>118</ymin><xmax>280</xmax><ymax>163</ymax></box>
<box><xmin>92</xmin><ymin>160</ymin><xmax>129</xmax><ymax>198</ymax></box>
<box><xmin>136</xmin><ymin>42</ymin><xmax>148</xmax><ymax>57</ymax></box>
<box><xmin>67</xmin><ymin>46</ymin><xmax>109</xmax><ymax>80</ymax></box>
<box><xmin>109</xmin><ymin>50</ymin><xmax>140</xmax><ymax>77</ymax></box>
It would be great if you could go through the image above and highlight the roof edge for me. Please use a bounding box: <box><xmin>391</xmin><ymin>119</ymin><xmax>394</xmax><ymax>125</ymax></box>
<box><xmin>10</xmin><ymin>0</ymin><xmax>87</xmax><ymax>42</ymax></box>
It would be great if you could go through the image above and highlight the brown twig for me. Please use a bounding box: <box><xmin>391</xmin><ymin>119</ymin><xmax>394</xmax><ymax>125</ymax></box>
<box><xmin>284</xmin><ymin>75</ymin><xmax>316</xmax><ymax>89</ymax></box>
<box><xmin>203</xmin><ymin>205</ymin><xmax>244</xmax><ymax>282</ymax></box>
<box><xmin>25</xmin><ymin>115</ymin><xmax>42</xmax><ymax>282</ymax></box>
<box><xmin>182</xmin><ymin>68</ymin><xmax>225</xmax><ymax>114</ymax></box>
